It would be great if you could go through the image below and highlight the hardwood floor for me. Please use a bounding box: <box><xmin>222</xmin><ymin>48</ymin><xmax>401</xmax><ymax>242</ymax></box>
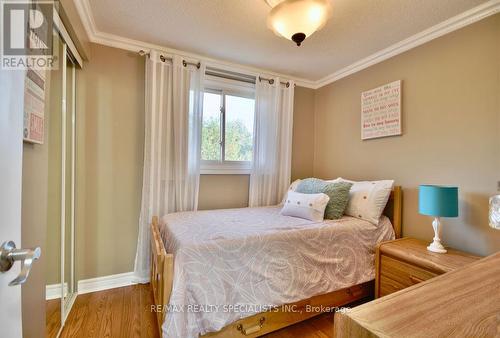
<box><xmin>46</xmin><ymin>299</ymin><xmax>61</xmax><ymax>338</ymax></box>
<box><xmin>60</xmin><ymin>284</ymin><xmax>159</xmax><ymax>338</ymax></box>
<box><xmin>59</xmin><ymin>284</ymin><xmax>335</xmax><ymax>338</ymax></box>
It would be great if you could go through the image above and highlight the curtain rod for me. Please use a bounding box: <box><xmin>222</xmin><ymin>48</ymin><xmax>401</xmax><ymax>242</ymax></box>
<box><xmin>139</xmin><ymin>50</ymin><xmax>293</xmax><ymax>87</ymax></box>
<box><xmin>205</xmin><ymin>70</ymin><xmax>293</xmax><ymax>87</ymax></box>
<box><xmin>258</xmin><ymin>76</ymin><xmax>291</xmax><ymax>88</ymax></box>
<box><xmin>138</xmin><ymin>50</ymin><xmax>201</xmax><ymax>69</ymax></box>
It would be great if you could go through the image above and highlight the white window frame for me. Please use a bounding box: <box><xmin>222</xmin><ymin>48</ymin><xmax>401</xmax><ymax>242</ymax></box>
<box><xmin>200</xmin><ymin>76</ymin><xmax>255</xmax><ymax>175</ymax></box>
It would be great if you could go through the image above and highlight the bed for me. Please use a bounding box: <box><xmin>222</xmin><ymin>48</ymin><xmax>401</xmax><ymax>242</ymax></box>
<box><xmin>150</xmin><ymin>186</ymin><xmax>402</xmax><ymax>338</ymax></box>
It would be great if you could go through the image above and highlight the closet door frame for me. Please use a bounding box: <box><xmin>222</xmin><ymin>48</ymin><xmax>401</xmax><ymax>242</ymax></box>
<box><xmin>60</xmin><ymin>48</ymin><xmax>78</xmax><ymax>325</ymax></box>
<box><xmin>53</xmin><ymin>8</ymin><xmax>82</xmax><ymax>328</ymax></box>
<box><xmin>59</xmin><ymin>42</ymin><xmax>67</xmax><ymax>326</ymax></box>
<box><xmin>68</xmin><ymin>51</ymin><xmax>76</xmax><ymax>322</ymax></box>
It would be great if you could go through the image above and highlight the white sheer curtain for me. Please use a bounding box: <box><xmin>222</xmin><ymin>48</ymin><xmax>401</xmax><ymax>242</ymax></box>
<box><xmin>134</xmin><ymin>52</ymin><xmax>205</xmax><ymax>282</ymax></box>
<box><xmin>249</xmin><ymin>77</ymin><xmax>295</xmax><ymax>207</ymax></box>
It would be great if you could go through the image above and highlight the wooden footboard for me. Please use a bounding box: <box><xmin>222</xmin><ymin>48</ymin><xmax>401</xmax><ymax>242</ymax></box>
<box><xmin>150</xmin><ymin>216</ymin><xmax>174</xmax><ymax>334</ymax></box>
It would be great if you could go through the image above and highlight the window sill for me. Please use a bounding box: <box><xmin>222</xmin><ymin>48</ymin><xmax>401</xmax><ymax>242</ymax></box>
<box><xmin>200</xmin><ymin>167</ymin><xmax>251</xmax><ymax>175</ymax></box>
<box><xmin>200</xmin><ymin>162</ymin><xmax>252</xmax><ymax>175</ymax></box>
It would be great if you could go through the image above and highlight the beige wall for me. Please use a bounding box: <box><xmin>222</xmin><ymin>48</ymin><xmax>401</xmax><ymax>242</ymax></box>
<box><xmin>291</xmin><ymin>87</ymin><xmax>315</xmax><ymax>180</ymax></box>
<box><xmin>313</xmin><ymin>15</ymin><xmax>500</xmax><ymax>256</ymax></box>
<box><xmin>198</xmin><ymin>175</ymin><xmax>250</xmax><ymax>210</ymax></box>
<box><xmin>76</xmin><ymin>44</ymin><xmax>145</xmax><ymax>280</ymax></box>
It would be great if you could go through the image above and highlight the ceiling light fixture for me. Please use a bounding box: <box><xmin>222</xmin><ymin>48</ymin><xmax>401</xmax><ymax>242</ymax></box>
<box><xmin>265</xmin><ymin>0</ymin><xmax>332</xmax><ymax>46</ymax></box>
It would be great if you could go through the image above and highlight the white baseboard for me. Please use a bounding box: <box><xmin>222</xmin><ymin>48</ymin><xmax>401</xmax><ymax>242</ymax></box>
<box><xmin>46</xmin><ymin>283</ymin><xmax>68</xmax><ymax>300</ymax></box>
<box><xmin>77</xmin><ymin>271</ymin><xmax>143</xmax><ymax>295</ymax></box>
<box><xmin>47</xmin><ymin>272</ymin><xmax>150</xmax><ymax>299</ymax></box>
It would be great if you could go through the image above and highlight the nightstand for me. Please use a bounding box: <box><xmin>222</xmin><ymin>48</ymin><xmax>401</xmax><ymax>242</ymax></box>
<box><xmin>375</xmin><ymin>237</ymin><xmax>480</xmax><ymax>298</ymax></box>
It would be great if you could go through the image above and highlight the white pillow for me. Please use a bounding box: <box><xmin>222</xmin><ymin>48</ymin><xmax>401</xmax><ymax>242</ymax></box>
<box><xmin>280</xmin><ymin>191</ymin><xmax>330</xmax><ymax>222</ymax></box>
<box><xmin>280</xmin><ymin>179</ymin><xmax>302</xmax><ymax>205</ymax></box>
<box><xmin>337</xmin><ymin>178</ymin><xmax>394</xmax><ymax>225</ymax></box>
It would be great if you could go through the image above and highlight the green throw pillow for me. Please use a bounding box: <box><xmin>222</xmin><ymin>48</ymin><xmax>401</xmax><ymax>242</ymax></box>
<box><xmin>295</xmin><ymin>178</ymin><xmax>352</xmax><ymax>219</ymax></box>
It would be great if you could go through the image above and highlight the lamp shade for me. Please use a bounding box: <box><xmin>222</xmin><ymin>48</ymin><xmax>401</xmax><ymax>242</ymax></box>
<box><xmin>267</xmin><ymin>0</ymin><xmax>332</xmax><ymax>46</ymax></box>
<box><xmin>419</xmin><ymin>185</ymin><xmax>458</xmax><ymax>217</ymax></box>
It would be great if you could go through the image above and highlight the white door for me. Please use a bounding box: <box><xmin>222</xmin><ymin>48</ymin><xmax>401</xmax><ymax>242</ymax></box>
<box><xmin>0</xmin><ymin>69</ymin><xmax>26</xmax><ymax>337</ymax></box>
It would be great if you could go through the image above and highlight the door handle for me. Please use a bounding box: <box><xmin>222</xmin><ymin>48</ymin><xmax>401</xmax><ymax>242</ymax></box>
<box><xmin>0</xmin><ymin>241</ymin><xmax>41</xmax><ymax>286</ymax></box>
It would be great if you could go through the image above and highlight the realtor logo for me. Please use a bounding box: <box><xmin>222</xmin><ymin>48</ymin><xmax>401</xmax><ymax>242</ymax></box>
<box><xmin>1</xmin><ymin>0</ymin><xmax>56</xmax><ymax>69</ymax></box>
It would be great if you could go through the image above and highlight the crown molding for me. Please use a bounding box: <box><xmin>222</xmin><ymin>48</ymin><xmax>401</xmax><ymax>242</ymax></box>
<box><xmin>314</xmin><ymin>0</ymin><xmax>500</xmax><ymax>89</ymax></box>
<box><xmin>74</xmin><ymin>0</ymin><xmax>98</xmax><ymax>39</ymax></box>
<box><xmin>74</xmin><ymin>0</ymin><xmax>500</xmax><ymax>90</ymax></box>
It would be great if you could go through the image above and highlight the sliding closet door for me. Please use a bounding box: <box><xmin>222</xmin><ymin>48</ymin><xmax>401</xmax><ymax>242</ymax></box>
<box><xmin>62</xmin><ymin>50</ymin><xmax>77</xmax><ymax>317</ymax></box>
<box><xmin>45</xmin><ymin>30</ymin><xmax>79</xmax><ymax>336</ymax></box>
<box><xmin>45</xmin><ymin>31</ymin><xmax>64</xmax><ymax>338</ymax></box>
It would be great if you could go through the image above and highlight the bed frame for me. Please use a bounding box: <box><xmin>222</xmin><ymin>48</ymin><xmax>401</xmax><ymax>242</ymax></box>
<box><xmin>150</xmin><ymin>186</ymin><xmax>402</xmax><ymax>337</ymax></box>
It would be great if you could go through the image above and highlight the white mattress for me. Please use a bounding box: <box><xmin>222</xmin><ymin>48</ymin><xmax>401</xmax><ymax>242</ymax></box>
<box><xmin>159</xmin><ymin>206</ymin><xmax>394</xmax><ymax>338</ymax></box>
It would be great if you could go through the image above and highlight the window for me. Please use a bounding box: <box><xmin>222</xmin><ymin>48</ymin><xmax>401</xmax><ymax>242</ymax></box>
<box><xmin>201</xmin><ymin>85</ymin><xmax>255</xmax><ymax>174</ymax></box>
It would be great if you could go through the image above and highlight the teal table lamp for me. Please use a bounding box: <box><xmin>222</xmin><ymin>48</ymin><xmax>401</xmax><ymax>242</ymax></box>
<box><xmin>419</xmin><ymin>185</ymin><xmax>458</xmax><ymax>253</ymax></box>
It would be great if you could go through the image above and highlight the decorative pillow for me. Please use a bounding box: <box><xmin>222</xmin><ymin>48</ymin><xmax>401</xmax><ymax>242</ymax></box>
<box><xmin>280</xmin><ymin>179</ymin><xmax>302</xmax><ymax>205</ymax></box>
<box><xmin>337</xmin><ymin>178</ymin><xmax>394</xmax><ymax>225</ymax></box>
<box><xmin>295</xmin><ymin>178</ymin><xmax>353</xmax><ymax>219</ymax></box>
<box><xmin>280</xmin><ymin>191</ymin><xmax>330</xmax><ymax>222</ymax></box>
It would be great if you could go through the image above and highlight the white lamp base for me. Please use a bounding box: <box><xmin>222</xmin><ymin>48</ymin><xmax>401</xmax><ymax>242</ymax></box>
<box><xmin>427</xmin><ymin>241</ymin><xmax>447</xmax><ymax>253</ymax></box>
<box><xmin>427</xmin><ymin>217</ymin><xmax>447</xmax><ymax>254</ymax></box>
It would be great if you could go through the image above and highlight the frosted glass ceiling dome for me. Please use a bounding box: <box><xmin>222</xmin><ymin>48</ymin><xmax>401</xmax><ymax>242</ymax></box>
<box><xmin>265</xmin><ymin>0</ymin><xmax>332</xmax><ymax>46</ymax></box>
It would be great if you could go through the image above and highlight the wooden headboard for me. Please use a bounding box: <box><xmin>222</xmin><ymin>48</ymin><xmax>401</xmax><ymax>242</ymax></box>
<box><xmin>383</xmin><ymin>186</ymin><xmax>402</xmax><ymax>239</ymax></box>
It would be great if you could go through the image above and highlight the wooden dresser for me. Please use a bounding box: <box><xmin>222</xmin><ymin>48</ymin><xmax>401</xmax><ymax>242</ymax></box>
<box><xmin>375</xmin><ymin>238</ymin><xmax>479</xmax><ymax>298</ymax></box>
<box><xmin>335</xmin><ymin>251</ymin><xmax>500</xmax><ymax>337</ymax></box>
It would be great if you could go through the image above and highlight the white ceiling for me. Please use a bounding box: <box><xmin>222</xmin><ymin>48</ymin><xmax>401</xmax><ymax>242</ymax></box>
<box><xmin>87</xmin><ymin>0</ymin><xmax>489</xmax><ymax>81</ymax></box>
